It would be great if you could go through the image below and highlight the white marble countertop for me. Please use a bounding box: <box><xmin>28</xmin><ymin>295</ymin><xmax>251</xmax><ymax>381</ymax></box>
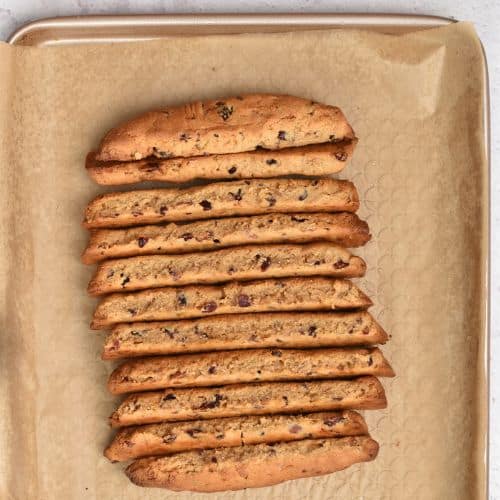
<box><xmin>0</xmin><ymin>0</ymin><xmax>498</xmax><ymax>498</ymax></box>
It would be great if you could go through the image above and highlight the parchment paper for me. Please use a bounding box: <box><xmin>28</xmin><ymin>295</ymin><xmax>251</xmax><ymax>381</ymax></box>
<box><xmin>0</xmin><ymin>22</ymin><xmax>487</xmax><ymax>500</ymax></box>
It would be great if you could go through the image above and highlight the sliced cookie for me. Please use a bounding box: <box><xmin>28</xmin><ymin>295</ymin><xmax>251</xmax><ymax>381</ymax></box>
<box><xmin>110</xmin><ymin>376</ymin><xmax>387</xmax><ymax>427</ymax></box>
<box><xmin>86</xmin><ymin>140</ymin><xmax>356</xmax><ymax>185</ymax></box>
<box><xmin>102</xmin><ymin>311</ymin><xmax>387</xmax><ymax>359</ymax></box>
<box><xmin>83</xmin><ymin>178</ymin><xmax>359</xmax><ymax>228</ymax></box>
<box><xmin>105</xmin><ymin>410</ymin><xmax>367</xmax><ymax>461</ymax></box>
<box><xmin>91</xmin><ymin>277</ymin><xmax>372</xmax><ymax>329</ymax></box>
<box><xmin>94</xmin><ymin>94</ymin><xmax>355</xmax><ymax>161</ymax></box>
<box><xmin>88</xmin><ymin>243</ymin><xmax>366</xmax><ymax>295</ymax></box>
<box><xmin>125</xmin><ymin>436</ymin><xmax>378</xmax><ymax>491</ymax></box>
<box><xmin>82</xmin><ymin>212</ymin><xmax>370</xmax><ymax>264</ymax></box>
<box><xmin>107</xmin><ymin>347</ymin><xmax>394</xmax><ymax>394</ymax></box>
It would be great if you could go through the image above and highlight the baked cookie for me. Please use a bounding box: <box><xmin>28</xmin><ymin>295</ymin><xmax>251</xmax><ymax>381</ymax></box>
<box><xmin>102</xmin><ymin>311</ymin><xmax>387</xmax><ymax>359</ymax></box>
<box><xmin>110</xmin><ymin>376</ymin><xmax>386</xmax><ymax>427</ymax></box>
<box><xmin>125</xmin><ymin>436</ymin><xmax>378</xmax><ymax>492</ymax></box>
<box><xmin>88</xmin><ymin>243</ymin><xmax>366</xmax><ymax>295</ymax></box>
<box><xmin>83</xmin><ymin>177</ymin><xmax>359</xmax><ymax>228</ymax></box>
<box><xmin>91</xmin><ymin>277</ymin><xmax>372</xmax><ymax>329</ymax></box>
<box><xmin>82</xmin><ymin>212</ymin><xmax>370</xmax><ymax>264</ymax></box>
<box><xmin>107</xmin><ymin>347</ymin><xmax>394</xmax><ymax>394</ymax></box>
<box><xmin>86</xmin><ymin>140</ymin><xmax>356</xmax><ymax>185</ymax></box>
<box><xmin>105</xmin><ymin>410</ymin><xmax>368</xmax><ymax>462</ymax></box>
<box><xmin>94</xmin><ymin>94</ymin><xmax>356</xmax><ymax>162</ymax></box>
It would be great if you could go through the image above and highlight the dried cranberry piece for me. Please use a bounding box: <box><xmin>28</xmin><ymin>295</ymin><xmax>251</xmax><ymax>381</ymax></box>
<box><xmin>334</xmin><ymin>260</ymin><xmax>349</xmax><ymax>269</ymax></box>
<box><xmin>230</xmin><ymin>188</ymin><xmax>243</xmax><ymax>201</ymax></box>
<box><xmin>200</xmin><ymin>200</ymin><xmax>212</xmax><ymax>211</ymax></box>
<box><xmin>198</xmin><ymin>393</ymin><xmax>224</xmax><ymax>410</ymax></box>
<box><xmin>177</xmin><ymin>292</ymin><xmax>187</xmax><ymax>306</ymax></box>
<box><xmin>201</xmin><ymin>301</ymin><xmax>218</xmax><ymax>313</ymax></box>
<box><xmin>260</xmin><ymin>257</ymin><xmax>271</xmax><ymax>271</ymax></box>
<box><xmin>237</xmin><ymin>294</ymin><xmax>252</xmax><ymax>307</ymax></box>
<box><xmin>324</xmin><ymin>416</ymin><xmax>342</xmax><ymax>427</ymax></box>
<box><xmin>265</xmin><ymin>195</ymin><xmax>276</xmax><ymax>207</ymax></box>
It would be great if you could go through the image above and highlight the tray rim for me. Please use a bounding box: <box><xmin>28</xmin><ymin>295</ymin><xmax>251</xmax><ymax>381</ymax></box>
<box><xmin>8</xmin><ymin>13</ymin><xmax>456</xmax><ymax>46</ymax></box>
<box><xmin>6</xmin><ymin>13</ymin><xmax>491</xmax><ymax>500</ymax></box>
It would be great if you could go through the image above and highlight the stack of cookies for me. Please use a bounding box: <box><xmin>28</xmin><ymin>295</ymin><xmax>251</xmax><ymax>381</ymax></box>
<box><xmin>82</xmin><ymin>94</ymin><xmax>394</xmax><ymax>492</ymax></box>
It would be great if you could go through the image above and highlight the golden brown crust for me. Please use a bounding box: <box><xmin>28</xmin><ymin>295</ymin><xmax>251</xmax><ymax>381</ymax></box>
<box><xmin>82</xmin><ymin>212</ymin><xmax>371</xmax><ymax>265</ymax></box>
<box><xmin>86</xmin><ymin>140</ymin><xmax>356</xmax><ymax>185</ymax></box>
<box><xmin>82</xmin><ymin>178</ymin><xmax>359</xmax><ymax>229</ymax></box>
<box><xmin>88</xmin><ymin>243</ymin><xmax>366</xmax><ymax>296</ymax></box>
<box><xmin>102</xmin><ymin>311</ymin><xmax>387</xmax><ymax>359</ymax></box>
<box><xmin>125</xmin><ymin>436</ymin><xmax>378</xmax><ymax>491</ymax></box>
<box><xmin>105</xmin><ymin>410</ymin><xmax>367</xmax><ymax>462</ymax></box>
<box><xmin>91</xmin><ymin>277</ymin><xmax>372</xmax><ymax>329</ymax></box>
<box><xmin>109</xmin><ymin>376</ymin><xmax>387</xmax><ymax>427</ymax></box>
<box><xmin>107</xmin><ymin>347</ymin><xmax>394</xmax><ymax>394</ymax></box>
<box><xmin>94</xmin><ymin>94</ymin><xmax>355</xmax><ymax>162</ymax></box>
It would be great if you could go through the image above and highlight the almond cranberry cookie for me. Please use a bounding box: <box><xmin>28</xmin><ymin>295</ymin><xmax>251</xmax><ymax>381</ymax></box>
<box><xmin>125</xmin><ymin>436</ymin><xmax>378</xmax><ymax>492</ymax></box>
<box><xmin>91</xmin><ymin>277</ymin><xmax>372</xmax><ymax>329</ymax></box>
<box><xmin>94</xmin><ymin>94</ymin><xmax>355</xmax><ymax>162</ymax></box>
<box><xmin>82</xmin><ymin>212</ymin><xmax>370</xmax><ymax>264</ymax></box>
<box><xmin>110</xmin><ymin>376</ymin><xmax>387</xmax><ymax>427</ymax></box>
<box><xmin>107</xmin><ymin>347</ymin><xmax>394</xmax><ymax>394</ymax></box>
<box><xmin>87</xmin><ymin>140</ymin><xmax>356</xmax><ymax>185</ymax></box>
<box><xmin>102</xmin><ymin>311</ymin><xmax>387</xmax><ymax>359</ymax></box>
<box><xmin>83</xmin><ymin>178</ymin><xmax>359</xmax><ymax>228</ymax></box>
<box><xmin>105</xmin><ymin>410</ymin><xmax>368</xmax><ymax>461</ymax></box>
<box><xmin>88</xmin><ymin>243</ymin><xmax>366</xmax><ymax>295</ymax></box>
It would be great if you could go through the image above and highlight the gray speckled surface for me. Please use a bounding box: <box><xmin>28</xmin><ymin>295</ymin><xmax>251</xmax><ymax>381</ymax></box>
<box><xmin>0</xmin><ymin>1</ymin><xmax>498</xmax><ymax>498</ymax></box>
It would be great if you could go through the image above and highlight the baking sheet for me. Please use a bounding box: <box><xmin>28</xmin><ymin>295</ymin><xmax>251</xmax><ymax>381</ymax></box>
<box><xmin>0</xmin><ymin>21</ymin><xmax>488</xmax><ymax>500</ymax></box>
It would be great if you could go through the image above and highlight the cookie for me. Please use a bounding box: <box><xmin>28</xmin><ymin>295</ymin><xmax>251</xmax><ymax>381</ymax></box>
<box><xmin>105</xmin><ymin>410</ymin><xmax>367</xmax><ymax>461</ymax></box>
<box><xmin>82</xmin><ymin>212</ymin><xmax>371</xmax><ymax>264</ymax></box>
<box><xmin>125</xmin><ymin>436</ymin><xmax>378</xmax><ymax>492</ymax></box>
<box><xmin>86</xmin><ymin>140</ymin><xmax>356</xmax><ymax>185</ymax></box>
<box><xmin>94</xmin><ymin>94</ymin><xmax>355</xmax><ymax>162</ymax></box>
<box><xmin>83</xmin><ymin>177</ymin><xmax>359</xmax><ymax>228</ymax></box>
<box><xmin>109</xmin><ymin>376</ymin><xmax>386</xmax><ymax>427</ymax></box>
<box><xmin>88</xmin><ymin>243</ymin><xmax>366</xmax><ymax>295</ymax></box>
<box><xmin>102</xmin><ymin>311</ymin><xmax>387</xmax><ymax>359</ymax></box>
<box><xmin>91</xmin><ymin>277</ymin><xmax>372</xmax><ymax>329</ymax></box>
<box><xmin>107</xmin><ymin>347</ymin><xmax>394</xmax><ymax>394</ymax></box>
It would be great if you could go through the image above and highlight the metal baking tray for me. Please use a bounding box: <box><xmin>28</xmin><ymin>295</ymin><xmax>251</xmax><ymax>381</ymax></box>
<box><xmin>7</xmin><ymin>13</ymin><xmax>490</xmax><ymax>500</ymax></box>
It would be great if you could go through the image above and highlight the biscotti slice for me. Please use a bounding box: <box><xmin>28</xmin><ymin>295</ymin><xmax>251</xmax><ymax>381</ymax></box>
<box><xmin>88</xmin><ymin>243</ymin><xmax>366</xmax><ymax>295</ymax></box>
<box><xmin>94</xmin><ymin>94</ymin><xmax>355</xmax><ymax>162</ymax></box>
<box><xmin>105</xmin><ymin>410</ymin><xmax>367</xmax><ymax>462</ymax></box>
<box><xmin>91</xmin><ymin>277</ymin><xmax>372</xmax><ymax>329</ymax></box>
<box><xmin>87</xmin><ymin>140</ymin><xmax>356</xmax><ymax>185</ymax></box>
<box><xmin>83</xmin><ymin>178</ymin><xmax>359</xmax><ymax>228</ymax></box>
<box><xmin>110</xmin><ymin>376</ymin><xmax>386</xmax><ymax>427</ymax></box>
<box><xmin>82</xmin><ymin>212</ymin><xmax>370</xmax><ymax>264</ymax></box>
<box><xmin>108</xmin><ymin>347</ymin><xmax>394</xmax><ymax>394</ymax></box>
<box><xmin>125</xmin><ymin>436</ymin><xmax>378</xmax><ymax>492</ymax></box>
<box><xmin>102</xmin><ymin>311</ymin><xmax>387</xmax><ymax>359</ymax></box>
